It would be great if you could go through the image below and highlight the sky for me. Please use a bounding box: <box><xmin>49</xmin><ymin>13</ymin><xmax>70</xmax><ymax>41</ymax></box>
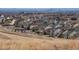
<box><xmin>0</xmin><ymin>0</ymin><xmax>78</xmax><ymax>8</ymax></box>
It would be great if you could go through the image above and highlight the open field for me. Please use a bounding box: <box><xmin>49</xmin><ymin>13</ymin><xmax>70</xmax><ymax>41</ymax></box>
<box><xmin>0</xmin><ymin>8</ymin><xmax>79</xmax><ymax>50</ymax></box>
<box><xmin>0</xmin><ymin>28</ymin><xmax>78</xmax><ymax>50</ymax></box>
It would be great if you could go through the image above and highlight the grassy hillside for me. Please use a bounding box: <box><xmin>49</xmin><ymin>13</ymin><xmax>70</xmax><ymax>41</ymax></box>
<box><xmin>0</xmin><ymin>28</ymin><xmax>78</xmax><ymax>50</ymax></box>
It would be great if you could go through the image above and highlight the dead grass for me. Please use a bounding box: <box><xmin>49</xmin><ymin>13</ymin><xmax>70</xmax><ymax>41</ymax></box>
<box><xmin>0</xmin><ymin>27</ymin><xmax>79</xmax><ymax>50</ymax></box>
<box><xmin>0</xmin><ymin>35</ymin><xmax>79</xmax><ymax>50</ymax></box>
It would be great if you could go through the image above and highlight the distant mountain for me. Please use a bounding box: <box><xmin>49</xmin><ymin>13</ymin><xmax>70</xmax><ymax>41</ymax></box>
<box><xmin>0</xmin><ymin>8</ymin><xmax>79</xmax><ymax>14</ymax></box>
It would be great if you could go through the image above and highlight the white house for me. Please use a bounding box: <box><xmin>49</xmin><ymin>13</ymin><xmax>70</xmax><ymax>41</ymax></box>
<box><xmin>9</xmin><ymin>19</ymin><xmax>16</xmax><ymax>25</ymax></box>
<box><xmin>0</xmin><ymin>14</ymin><xmax>5</xmax><ymax>23</ymax></box>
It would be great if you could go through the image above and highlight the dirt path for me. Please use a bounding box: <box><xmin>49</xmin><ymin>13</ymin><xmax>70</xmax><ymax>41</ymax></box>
<box><xmin>0</xmin><ymin>27</ymin><xmax>79</xmax><ymax>49</ymax></box>
<box><xmin>0</xmin><ymin>31</ymin><xmax>32</xmax><ymax>40</ymax></box>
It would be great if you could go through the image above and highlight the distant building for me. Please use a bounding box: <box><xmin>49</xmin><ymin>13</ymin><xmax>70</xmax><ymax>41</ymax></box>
<box><xmin>0</xmin><ymin>14</ymin><xmax>5</xmax><ymax>23</ymax></box>
<box><xmin>9</xmin><ymin>19</ymin><xmax>16</xmax><ymax>25</ymax></box>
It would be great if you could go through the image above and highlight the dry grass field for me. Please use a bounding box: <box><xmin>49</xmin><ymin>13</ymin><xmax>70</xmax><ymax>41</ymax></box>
<box><xmin>0</xmin><ymin>28</ymin><xmax>79</xmax><ymax>50</ymax></box>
